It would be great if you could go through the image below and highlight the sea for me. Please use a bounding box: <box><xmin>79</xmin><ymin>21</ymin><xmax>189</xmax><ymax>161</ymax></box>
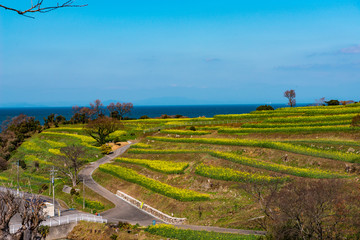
<box><xmin>0</xmin><ymin>104</ymin><xmax>310</xmax><ymax>125</ymax></box>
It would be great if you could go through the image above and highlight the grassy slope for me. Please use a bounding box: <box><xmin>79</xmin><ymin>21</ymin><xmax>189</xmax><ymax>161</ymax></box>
<box><xmin>1</xmin><ymin>104</ymin><xmax>360</xmax><ymax>232</ymax></box>
<box><xmin>93</xmin><ymin>104</ymin><xmax>360</xmax><ymax>230</ymax></box>
<box><xmin>0</xmin><ymin>125</ymin><xmax>113</xmax><ymax>212</ymax></box>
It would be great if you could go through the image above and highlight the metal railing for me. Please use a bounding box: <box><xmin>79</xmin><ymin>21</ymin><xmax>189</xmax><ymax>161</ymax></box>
<box><xmin>10</xmin><ymin>214</ymin><xmax>107</xmax><ymax>233</ymax></box>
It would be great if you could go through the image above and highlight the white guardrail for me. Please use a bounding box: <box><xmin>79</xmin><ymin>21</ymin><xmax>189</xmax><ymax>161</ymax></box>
<box><xmin>116</xmin><ymin>190</ymin><xmax>186</xmax><ymax>224</ymax></box>
<box><xmin>10</xmin><ymin>214</ymin><xmax>107</xmax><ymax>234</ymax></box>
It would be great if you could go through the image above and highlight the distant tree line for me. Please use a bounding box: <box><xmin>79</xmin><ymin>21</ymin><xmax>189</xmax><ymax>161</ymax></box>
<box><xmin>43</xmin><ymin>99</ymin><xmax>134</xmax><ymax>128</ymax></box>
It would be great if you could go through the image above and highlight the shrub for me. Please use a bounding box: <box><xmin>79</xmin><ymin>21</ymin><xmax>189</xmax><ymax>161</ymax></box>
<box><xmin>256</xmin><ymin>105</ymin><xmax>274</xmax><ymax>111</ymax></box>
<box><xmin>34</xmin><ymin>161</ymin><xmax>40</xmax><ymax>169</ymax></box>
<box><xmin>139</xmin><ymin>115</ymin><xmax>149</xmax><ymax>119</ymax></box>
<box><xmin>75</xmin><ymin>197</ymin><xmax>105</xmax><ymax>210</ymax></box>
<box><xmin>0</xmin><ymin>157</ymin><xmax>8</xmax><ymax>171</ymax></box>
<box><xmin>351</xmin><ymin>114</ymin><xmax>360</xmax><ymax>127</ymax></box>
<box><xmin>325</xmin><ymin>99</ymin><xmax>340</xmax><ymax>105</ymax></box>
<box><xmin>39</xmin><ymin>184</ymin><xmax>48</xmax><ymax>193</ymax></box>
<box><xmin>38</xmin><ymin>225</ymin><xmax>50</xmax><ymax>238</ymax></box>
<box><xmin>117</xmin><ymin>221</ymin><xmax>132</xmax><ymax>230</ymax></box>
<box><xmin>101</xmin><ymin>144</ymin><xmax>112</xmax><ymax>155</ymax></box>
<box><xmin>70</xmin><ymin>188</ymin><xmax>79</xmax><ymax>196</ymax></box>
<box><xmin>41</xmin><ymin>184</ymin><xmax>49</xmax><ymax>191</ymax></box>
<box><xmin>19</xmin><ymin>159</ymin><xmax>27</xmax><ymax>170</ymax></box>
<box><xmin>189</xmin><ymin>126</ymin><xmax>196</xmax><ymax>131</ymax></box>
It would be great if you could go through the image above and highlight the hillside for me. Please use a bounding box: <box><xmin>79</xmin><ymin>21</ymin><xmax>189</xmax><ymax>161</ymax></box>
<box><xmin>1</xmin><ymin>103</ymin><xmax>360</xmax><ymax>234</ymax></box>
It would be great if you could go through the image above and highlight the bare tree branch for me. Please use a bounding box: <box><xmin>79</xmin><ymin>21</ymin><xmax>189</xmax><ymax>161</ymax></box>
<box><xmin>0</xmin><ymin>0</ymin><xmax>87</xmax><ymax>18</ymax></box>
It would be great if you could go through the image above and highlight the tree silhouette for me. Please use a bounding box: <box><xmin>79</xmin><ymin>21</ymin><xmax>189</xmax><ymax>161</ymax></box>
<box><xmin>284</xmin><ymin>89</ymin><xmax>296</xmax><ymax>107</ymax></box>
<box><xmin>0</xmin><ymin>1</ymin><xmax>86</xmax><ymax>18</ymax></box>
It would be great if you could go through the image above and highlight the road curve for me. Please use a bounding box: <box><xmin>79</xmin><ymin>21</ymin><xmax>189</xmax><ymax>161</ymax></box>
<box><xmin>78</xmin><ymin>144</ymin><xmax>266</xmax><ymax>236</ymax></box>
<box><xmin>78</xmin><ymin>144</ymin><xmax>161</xmax><ymax>226</ymax></box>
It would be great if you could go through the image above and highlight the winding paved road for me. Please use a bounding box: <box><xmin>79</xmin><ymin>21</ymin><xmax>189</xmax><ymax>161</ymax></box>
<box><xmin>78</xmin><ymin>144</ymin><xmax>160</xmax><ymax>226</ymax></box>
<box><xmin>78</xmin><ymin>143</ymin><xmax>266</xmax><ymax>236</ymax></box>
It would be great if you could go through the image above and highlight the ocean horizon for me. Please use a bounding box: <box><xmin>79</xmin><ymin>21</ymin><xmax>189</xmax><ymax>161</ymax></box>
<box><xmin>0</xmin><ymin>103</ymin><xmax>310</xmax><ymax>125</ymax></box>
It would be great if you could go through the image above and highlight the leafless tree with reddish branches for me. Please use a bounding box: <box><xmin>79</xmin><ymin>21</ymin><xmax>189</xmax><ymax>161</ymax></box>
<box><xmin>0</xmin><ymin>1</ymin><xmax>87</xmax><ymax>18</ymax></box>
<box><xmin>90</xmin><ymin>99</ymin><xmax>104</xmax><ymax>118</ymax></box>
<box><xmin>107</xmin><ymin>102</ymin><xmax>133</xmax><ymax>120</ymax></box>
<box><xmin>284</xmin><ymin>89</ymin><xmax>296</xmax><ymax>107</ymax></box>
<box><xmin>56</xmin><ymin>145</ymin><xmax>86</xmax><ymax>187</ymax></box>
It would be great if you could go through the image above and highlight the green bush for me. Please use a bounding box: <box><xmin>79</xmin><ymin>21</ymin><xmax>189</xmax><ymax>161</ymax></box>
<box><xmin>19</xmin><ymin>160</ymin><xmax>27</xmax><ymax>170</ymax></box>
<box><xmin>70</xmin><ymin>188</ymin><xmax>79</xmax><ymax>196</ymax></box>
<box><xmin>38</xmin><ymin>225</ymin><xmax>50</xmax><ymax>238</ymax></box>
<box><xmin>189</xmin><ymin>126</ymin><xmax>196</xmax><ymax>131</ymax></box>
<box><xmin>101</xmin><ymin>144</ymin><xmax>112</xmax><ymax>155</ymax></box>
<box><xmin>75</xmin><ymin>197</ymin><xmax>105</xmax><ymax>210</ymax></box>
<box><xmin>256</xmin><ymin>105</ymin><xmax>274</xmax><ymax>111</ymax></box>
<box><xmin>325</xmin><ymin>99</ymin><xmax>340</xmax><ymax>105</ymax></box>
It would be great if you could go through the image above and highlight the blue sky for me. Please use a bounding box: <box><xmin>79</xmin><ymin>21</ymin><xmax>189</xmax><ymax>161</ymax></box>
<box><xmin>1</xmin><ymin>0</ymin><xmax>360</xmax><ymax>106</ymax></box>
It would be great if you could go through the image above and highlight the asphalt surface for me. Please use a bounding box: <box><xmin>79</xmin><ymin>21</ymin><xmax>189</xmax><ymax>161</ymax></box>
<box><xmin>78</xmin><ymin>144</ymin><xmax>161</xmax><ymax>226</ymax></box>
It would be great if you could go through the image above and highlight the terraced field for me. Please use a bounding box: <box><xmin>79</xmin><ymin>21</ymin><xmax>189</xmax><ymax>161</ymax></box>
<box><xmin>2</xmin><ymin>103</ymin><xmax>360</xmax><ymax>231</ymax></box>
<box><xmin>92</xmin><ymin>103</ymin><xmax>360</xmax><ymax>229</ymax></box>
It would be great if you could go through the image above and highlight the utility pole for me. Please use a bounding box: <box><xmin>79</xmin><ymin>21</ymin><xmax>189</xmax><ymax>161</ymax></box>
<box><xmin>16</xmin><ymin>160</ymin><xmax>19</xmax><ymax>196</ymax></box>
<box><xmin>50</xmin><ymin>166</ymin><xmax>57</xmax><ymax>213</ymax></box>
<box><xmin>83</xmin><ymin>178</ymin><xmax>85</xmax><ymax>209</ymax></box>
<box><xmin>49</xmin><ymin>168</ymin><xmax>52</xmax><ymax>195</ymax></box>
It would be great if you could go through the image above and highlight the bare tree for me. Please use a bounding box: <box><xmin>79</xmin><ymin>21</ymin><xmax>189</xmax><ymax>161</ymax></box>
<box><xmin>314</xmin><ymin>97</ymin><xmax>326</xmax><ymax>106</ymax></box>
<box><xmin>0</xmin><ymin>190</ymin><xmax>20</xmax><ymax>240</ymax></box>
<box><xmin>0</xmin><ymin>1</ymin><xmax>87</xmax><ymax>18</ymax></box>
<box><xmin>239</xmin><ymin>181</ymin><xmax>281</xmax><ymax>231</ymax></box>
<box><xmin>340</xmin><ymin>100</ymin><xmax>355</xmax><ymax>105</ymax></box>
<box><xmin>90</xmin><ymin>99</ymin><xmax>104</xmax><ymax>119</ymax></box>
<box><xmin>107</xmin><ymin>102</ymin><xmax>133</xmax><ymax>120</ymax></box>
<box><xmin>0</xmin><ymin>190</ymin><xmax>46</xmax><ymax>240</ymax></box>
<box><xmin>84</xmin><ymin>117</ymin><xmax>123</xmax><ymax>145</ymax></box>
<box><xmin>253</xmin><ymin>179</ymin><xmax>360</xmax><ymax>239</ymax></box>
<box><xmin>284</xmin><ymin>89</ymin><xmax>296</xmax><ymax>107</ymax></box>
<box><xmin>57</xmin><ymin>145</ymin><xmax>86</xmax><ymax>187</ymax></box>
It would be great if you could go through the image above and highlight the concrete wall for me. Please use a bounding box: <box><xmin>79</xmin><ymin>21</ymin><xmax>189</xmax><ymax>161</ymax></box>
<box><xmin>46</xmin><ymin>222</ymin><xmax>77</xmax><ymax>240</ymax></box>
